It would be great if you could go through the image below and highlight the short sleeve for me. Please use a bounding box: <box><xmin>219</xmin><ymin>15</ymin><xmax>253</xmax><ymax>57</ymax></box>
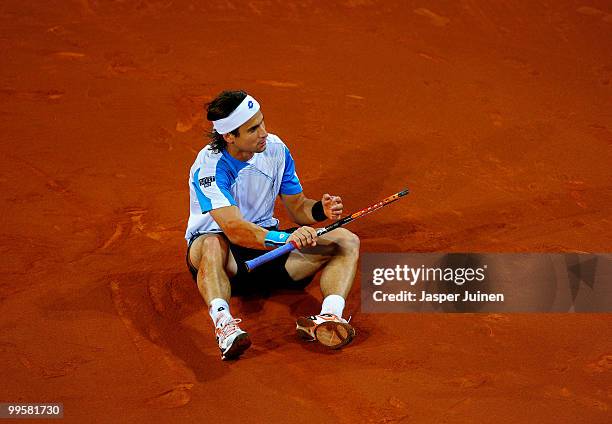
<box><xmin>191</xmin><ymin>162</ymin><xmax>237</xmax><ymax>213</ymax></box>
<box><xmin>280</xmin><ymin>146</ymin><xmax>303</xmax><ymax>195</ymax></box>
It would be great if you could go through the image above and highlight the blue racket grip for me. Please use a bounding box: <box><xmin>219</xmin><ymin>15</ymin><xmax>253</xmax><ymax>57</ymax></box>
<box><xmin>245</xmin><ymin>242</ymin><xmax>297</xmax><ymax>272</ymax></box>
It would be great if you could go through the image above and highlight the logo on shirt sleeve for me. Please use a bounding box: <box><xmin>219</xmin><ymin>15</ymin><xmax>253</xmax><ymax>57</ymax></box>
<box><xmin>199</xmin><ymin>176</ymin><xmax>216</xmax><ymax>188</ymax></box>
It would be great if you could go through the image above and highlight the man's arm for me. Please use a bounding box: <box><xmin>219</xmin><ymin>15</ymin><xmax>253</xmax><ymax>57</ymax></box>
<box><xmin>280</xmin><ymin>192</ymin><xmax>343</xmax><ymax>225</ymax></box>
<box><xmin>210</xmin><ymin>206</ymin><xmax>268</xmax><ymax>249</ymax></box>
<box><xmin>210</xmin><ymin>205</ymin><xmax>319</xmax><ymax>249</ymax></box>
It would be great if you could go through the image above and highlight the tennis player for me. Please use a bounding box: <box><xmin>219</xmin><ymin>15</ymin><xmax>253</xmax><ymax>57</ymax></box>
<box><xmin>185</xmin><ymin>90</ymin><xmax>359</xmax><ymax>360</ymax></box>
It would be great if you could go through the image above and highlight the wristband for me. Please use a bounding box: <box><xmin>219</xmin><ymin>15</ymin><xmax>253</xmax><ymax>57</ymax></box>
<box><xmin>311</xmin><ymin>201</ymin><xmax>327</xmax><ymax>222</ymax></box>
<box><xmin>264</xmin><ymin>231</ymin><xmax>290</xmax><ymax>248</ymax></box>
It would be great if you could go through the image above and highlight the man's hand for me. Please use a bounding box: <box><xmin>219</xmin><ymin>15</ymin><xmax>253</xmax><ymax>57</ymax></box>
<box><xmin>322</xmin><ymin>193</ymin><xmax>343</xmax><ymax>220</ymax></box>
<box><xmin>287</xmin><ymin>226</ymin><xmax>318</xmax><ymax>249</ymax></box>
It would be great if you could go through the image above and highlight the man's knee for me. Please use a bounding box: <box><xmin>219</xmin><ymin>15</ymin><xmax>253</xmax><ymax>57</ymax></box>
<box><xmin>200</xmin><ymin>234</ymin><xmax>227</xmax><ymax>251</ymax></box>
<box><xmin>329</xmin><ymin>228</ymin><xmax>360</xmax><ymax>254</ymax></box>
<box><xmin>193</xmin><ymin>234</ymin><xmax>229</xmax><ymax>268</ymax></box>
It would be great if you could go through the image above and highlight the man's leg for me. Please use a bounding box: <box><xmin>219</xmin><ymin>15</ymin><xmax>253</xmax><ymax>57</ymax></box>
<box><xmin>188</xmin><ymin>234</ymin><xmax>250</xmax><ymax>360</ymax></box>
<box><xmin>284</xmin><ymin>228</ymin><xmax>360</xmax><ymax>347</ymax></box>
<box><xmin>189</xmin><ymin>234</ymin><xmax>237</xmax><ymax>304</ymax></box>
<box><xmin>285</xmin><ymin>227</ymin><xmax>360</xmax><ymax>298</ymax></box>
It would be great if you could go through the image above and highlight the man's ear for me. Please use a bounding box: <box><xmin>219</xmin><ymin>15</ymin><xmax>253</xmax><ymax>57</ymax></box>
<box><xmin>223</xmin><ymin>133</ymin><xmax>235</xmax><ymax>145</ymax></box>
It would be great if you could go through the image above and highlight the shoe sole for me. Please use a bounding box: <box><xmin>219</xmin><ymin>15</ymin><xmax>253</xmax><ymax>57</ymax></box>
<box><xmin>295</xmin><ymin>316</ymin><xmax>317</xmax><ymax>341</ymax></box>
<box><xmin>221</xmin><ymin>332</ymin><xmax>252</xmax><ymax>360</ymax></box>
<box><xmin>315</xmin><ymin>321</ymin><xmax>355</xmax><ymax>349</ymax></box>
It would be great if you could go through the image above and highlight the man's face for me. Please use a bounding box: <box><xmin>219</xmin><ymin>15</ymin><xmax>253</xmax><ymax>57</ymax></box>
<box><xmin>225</xmin><ymin>110</ymin><xmax>268</xmax><ymax>154</ymax></box>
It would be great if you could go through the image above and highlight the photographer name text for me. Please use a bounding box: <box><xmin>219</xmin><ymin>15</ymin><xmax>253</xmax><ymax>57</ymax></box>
<box><xmin>372</xmin><ymin>290</ymin><xmax>504</xmax><ymax>303</ymax></box>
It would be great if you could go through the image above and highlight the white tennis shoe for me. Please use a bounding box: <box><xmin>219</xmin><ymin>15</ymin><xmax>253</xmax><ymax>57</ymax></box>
<box><xmin>216</xmin><ymin>318</ymin><xmax>251</xmax><ymax>360</ymax></box>
<box><xmin>296</xmin><ymin>313</ymin><xmax>355</xmax><ymax>349</ymax></box>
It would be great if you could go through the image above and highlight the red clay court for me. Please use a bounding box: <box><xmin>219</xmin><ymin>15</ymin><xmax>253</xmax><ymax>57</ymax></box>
<box><xmin>1</xmin><ymin>1</ymin><xmax>611</xmax><ymax>422</ymax></box>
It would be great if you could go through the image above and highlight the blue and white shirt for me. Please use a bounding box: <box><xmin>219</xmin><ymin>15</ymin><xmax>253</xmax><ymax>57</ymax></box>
<box><xmin>185</xmin><ymin>133</ymin><xmax>303</xmax><ymax>241</ymax></box>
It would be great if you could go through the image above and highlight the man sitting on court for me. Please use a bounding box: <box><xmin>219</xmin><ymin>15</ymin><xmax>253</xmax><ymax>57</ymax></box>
<box><xmin>185</xmin><ymin>90</ymin><xmax>360</xmax><ymax>360</ymax></box>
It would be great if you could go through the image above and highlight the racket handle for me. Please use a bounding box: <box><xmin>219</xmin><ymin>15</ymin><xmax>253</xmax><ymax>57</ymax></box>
<box><xmin>245</xmin><ymin>241</ymin><xmax>297</xmax><ymax>272</ymax></box>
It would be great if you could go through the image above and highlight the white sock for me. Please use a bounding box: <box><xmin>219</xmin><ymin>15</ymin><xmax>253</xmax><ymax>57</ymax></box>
<box><xmin>209</xmin><ymin>298</ymin><xmax>232</xmax><ymax>328</ymax></box>
<box><xmin>320</xmin><ymin>294</ymin><xmax>345</xmax><ymax>318</ymax></box>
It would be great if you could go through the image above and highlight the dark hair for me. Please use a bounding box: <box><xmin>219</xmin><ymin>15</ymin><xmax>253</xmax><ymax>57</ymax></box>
<box><xmin>205</xmin><ymin>90</ymin><xmax>247</xmax><ymax>153</ymax></box>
